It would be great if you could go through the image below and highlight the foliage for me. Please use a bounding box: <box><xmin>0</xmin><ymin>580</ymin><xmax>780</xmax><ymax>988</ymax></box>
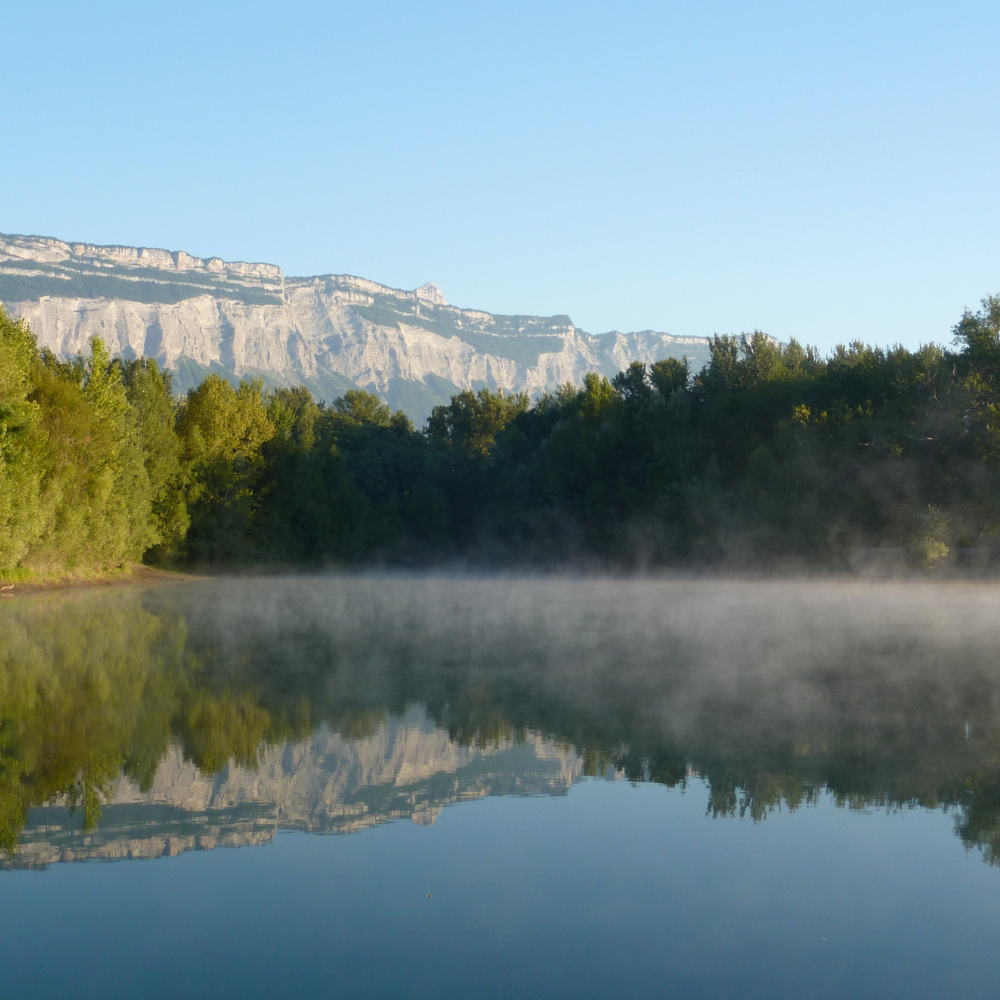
<box><xmin>121</xmin><ymin>358</ymin><xmax>189</xmax><ymax>561</ymax></box>
<box><xmin>9</xmin><ymin>295</ymin><xmax>1000</xmax><ymax>575</ymax></box>
<box><xmin>174</xmin><ymin>373</ymin><xmax>275</xmax><ymax>561</ymax></box>
<box><xmin>1</xmin><ymin>312</ymin><xmax>160</xmax><ymax>575</ymax></box>
<box><xmin>427</xmin><ymin>386</ymin><xmax>530</xmax><ymax>459</ymax></box>
<box><xmin>0</xmin><ymin>310</ymin><xmax>46</xmax><ymax>569</ymax></box>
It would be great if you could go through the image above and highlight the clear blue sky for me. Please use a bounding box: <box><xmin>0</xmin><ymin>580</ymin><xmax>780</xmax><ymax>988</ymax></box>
<box><xmin>4</xmin><ymin>2</ymin><xmax>998</xmax><ymax>352</ymax></box>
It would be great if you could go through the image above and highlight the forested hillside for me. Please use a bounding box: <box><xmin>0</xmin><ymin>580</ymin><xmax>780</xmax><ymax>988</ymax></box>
<box><xmin>3</xmin><ymin>296</ymin><xmax>1000</xmax><ymax>577</ymax></box>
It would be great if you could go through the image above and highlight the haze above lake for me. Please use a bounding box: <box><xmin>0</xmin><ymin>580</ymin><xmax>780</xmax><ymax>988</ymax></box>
<box><xmin>3</xmin><ymin>576</ymin><xmax>1000</xmax><ymax>999</ymax></box>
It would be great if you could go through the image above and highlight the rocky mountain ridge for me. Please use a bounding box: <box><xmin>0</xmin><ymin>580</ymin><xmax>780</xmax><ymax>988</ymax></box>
<box><xmin>0</xmin><ymin>232</ymin><xmax>713</xmax><ymax>421</ymax></box>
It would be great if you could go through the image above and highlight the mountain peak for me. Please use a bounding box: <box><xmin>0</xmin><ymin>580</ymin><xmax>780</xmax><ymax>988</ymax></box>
<box><xmin>415</xmin><ymin>282</ymin><xmax>447</xmax><ymax>306</ymax></box>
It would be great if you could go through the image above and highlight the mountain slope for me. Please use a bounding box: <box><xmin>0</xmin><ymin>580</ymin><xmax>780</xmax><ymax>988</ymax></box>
<box><xmin>0</xmin><ymin>232</ymin><xmax>712</xmax><ymax>421</ymax></box>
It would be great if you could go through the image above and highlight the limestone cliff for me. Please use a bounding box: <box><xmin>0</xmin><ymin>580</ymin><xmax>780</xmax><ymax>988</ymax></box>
<box><xmin>0</xmin><ymin>232</ymin><xmax>712</xmax><ymax>421</ymax></box>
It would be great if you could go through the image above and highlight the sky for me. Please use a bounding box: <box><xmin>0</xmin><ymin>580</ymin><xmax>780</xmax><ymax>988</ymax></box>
<box><xmin>3</xmin><ymin>1</ymin><xmax>999</xmax><ymax>353</ymax></box>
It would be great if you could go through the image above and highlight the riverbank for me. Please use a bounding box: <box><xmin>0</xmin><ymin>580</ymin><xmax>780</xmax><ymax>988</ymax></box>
<box><xmin>0</xmin><ymin>565</ymin><xmax>208</xmax><ymax>597</ymax></box>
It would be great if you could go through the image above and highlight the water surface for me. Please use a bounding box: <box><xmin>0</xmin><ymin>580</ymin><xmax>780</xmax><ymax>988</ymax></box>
<box><xmin>3</xmin><ymin>576</ymin><xmax>1000</xmax><ymax>998</ymax></box>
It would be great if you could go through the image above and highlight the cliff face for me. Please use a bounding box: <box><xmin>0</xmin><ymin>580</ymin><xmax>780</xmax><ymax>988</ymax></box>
<box><xmin>4</xmin><ymin>708</ymin><xmax>586</xmax><ymax>869</ymax></box>
<box><xmin>0</xmin><ymin>233</ymin><xmax>712</xmax><ymax>421</ymax></box>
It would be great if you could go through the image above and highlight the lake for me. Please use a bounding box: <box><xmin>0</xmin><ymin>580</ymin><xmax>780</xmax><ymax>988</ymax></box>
<box><xmin>2</xmin><ymin>575</ymin><xmax>1000</xmax><ymax>998</ymax></box>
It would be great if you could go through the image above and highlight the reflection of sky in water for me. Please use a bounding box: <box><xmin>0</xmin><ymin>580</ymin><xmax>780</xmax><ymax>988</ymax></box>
<box><xmin>5</xmin><ymin>780</ymin><xmax>1000</xmax><ymax>999</ymax></box>
<box><xmin>4</xmin><ymin>576</ymin><xmax>1000</xmax><ymax>997</ymax></box>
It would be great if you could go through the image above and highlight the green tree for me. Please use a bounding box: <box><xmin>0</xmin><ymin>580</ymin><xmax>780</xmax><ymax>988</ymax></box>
<box><xmin>25</xmin><ymin>338</ymin><xmax>155</xmax><ymax>572</ymax></box>
<box><xmin>649</xmin><ymin>357</ymin><xmax>690</xmax><ymax>396</ymax></box>
<box><xmin>176</xmin><ymin>374</ymin><xmax>274</xmax><ymax>561</ymax></box>
<box><xmin>121</xmin><ymin>358</ymin><xmax>188</xmax><ymax>561</ymax></box>
<box><xmin>332</xmin><ymin>388</ymin><xmax>393</xmax><ymax>427</ymax></box>
<box><xmin>0</xmin><ymin>309</ymin><xmax>46</xmax><ymax>573</ymax></box>
<box><xmin>428</xmin><ymin>387</ymin><xmax>530</xmax><ymax>459</ymax></box>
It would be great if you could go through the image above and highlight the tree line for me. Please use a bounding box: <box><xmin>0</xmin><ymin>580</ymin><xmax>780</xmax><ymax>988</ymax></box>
<box><xmin>3</xmin><ymin>296</ymin><xmax>1000</xmax><ymax>575</ymax></box>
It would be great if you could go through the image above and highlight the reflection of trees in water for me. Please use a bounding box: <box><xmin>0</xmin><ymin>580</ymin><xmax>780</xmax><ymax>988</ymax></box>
<box><xmin>6</xmin><ymin>578</ymin><xmax>1000</xmax><ymax>864</ymax></box>
<box><xmin>0</xmin><ymin>594</ymin><xmax>286</xmax><ymax>854</ymax></box>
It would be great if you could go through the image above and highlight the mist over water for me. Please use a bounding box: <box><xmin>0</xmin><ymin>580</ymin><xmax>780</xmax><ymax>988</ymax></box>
<box><xmin>244</xmin><ymin>578</ymin><xmax>1000</xmax><ymax>822</ymax></box>
<box><xmin>8</xmin><ymin>575</ymin><xmax>1000</xmax><ymax>853</ymax></box>
<box><xmin>5</xmin><ymin>575</ymin><xmax>1000</xmax><ymax>998</ymax></box>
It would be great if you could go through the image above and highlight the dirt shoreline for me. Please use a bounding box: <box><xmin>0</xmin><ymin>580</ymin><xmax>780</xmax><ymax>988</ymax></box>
<box><xmin>0</xmin><ymin>566</ymin><xmax>209</xmax><ymax>598</ymax></box>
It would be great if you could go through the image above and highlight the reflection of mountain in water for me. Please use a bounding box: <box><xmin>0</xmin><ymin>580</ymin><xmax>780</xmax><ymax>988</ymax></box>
<box><xmin>9</xmin><ymin>577</ymin><xmax>1000</xmax><ymax>871</ymax></box>
<box><xmin>7</xmin><ymin>708</ymin><xmax>583</xmax><ymax>870</ymax></box>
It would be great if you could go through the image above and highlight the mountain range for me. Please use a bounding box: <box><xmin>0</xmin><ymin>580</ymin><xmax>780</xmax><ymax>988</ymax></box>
<box><xmin>0</xmin><ymin>232</ymin><xmax>712</xmax><ymax>421</ymax></box>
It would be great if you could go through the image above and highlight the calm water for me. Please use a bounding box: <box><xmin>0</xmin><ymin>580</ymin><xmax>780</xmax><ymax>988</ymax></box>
<box><xmin>3</xmin><ymin>576</ymin><xmax>1000</xmax><ymax>998</ymax></box>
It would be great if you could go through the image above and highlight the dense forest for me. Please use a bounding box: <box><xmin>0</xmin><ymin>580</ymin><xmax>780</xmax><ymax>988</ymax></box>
<box><xmin>2</xmin><ymin>296</ymin><xmax>1000</xmax><ymax>576</ymax></box>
